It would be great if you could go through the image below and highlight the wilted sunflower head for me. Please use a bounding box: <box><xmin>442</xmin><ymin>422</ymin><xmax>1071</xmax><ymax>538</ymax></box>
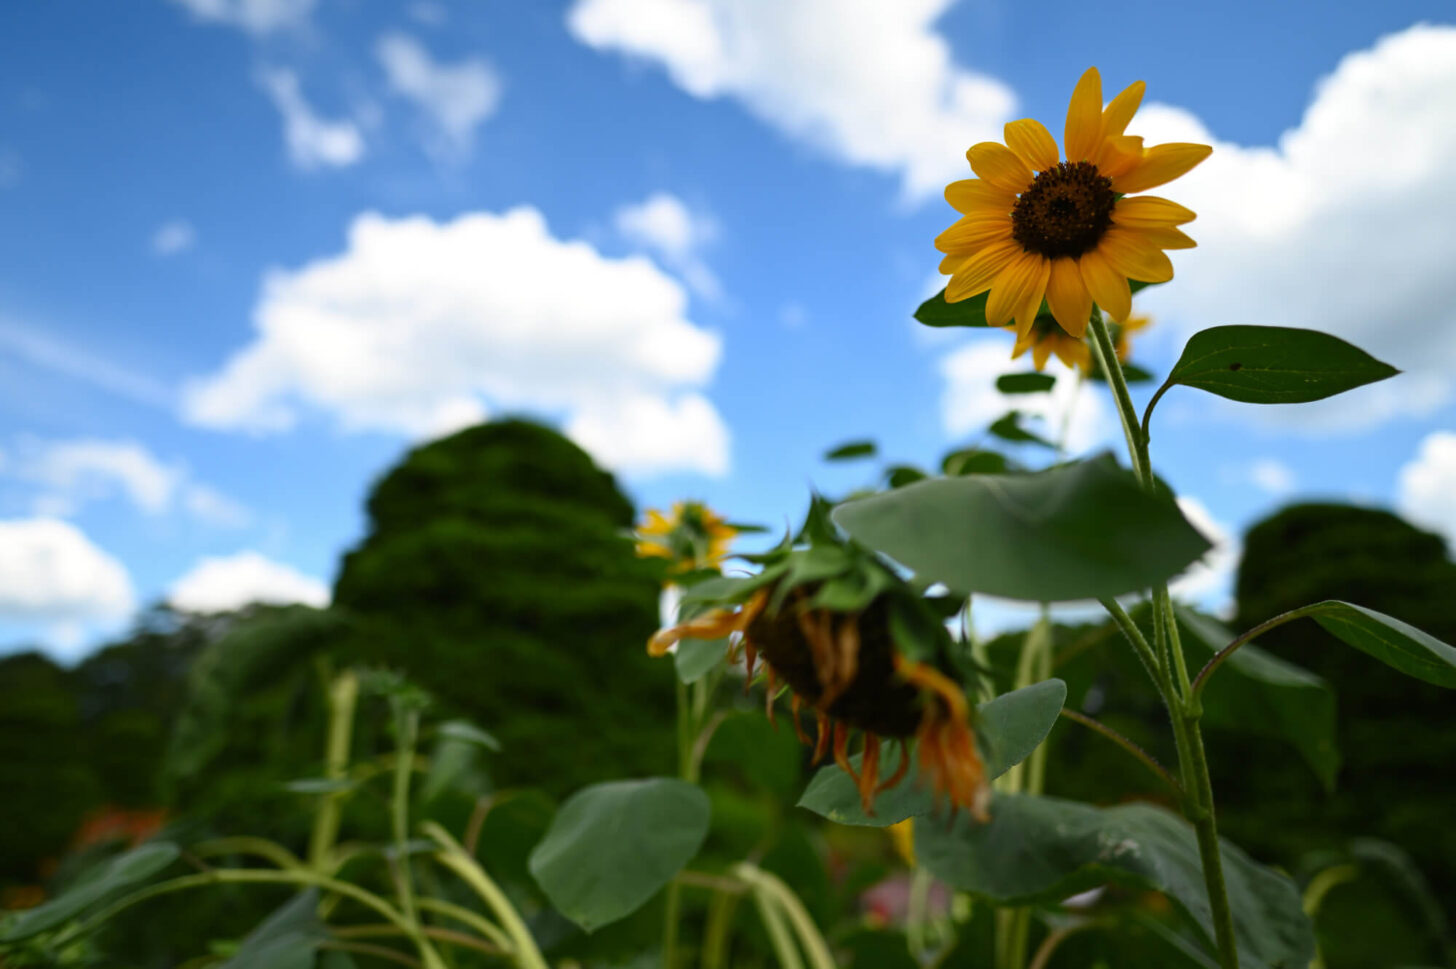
<box><xmin>636</xmin><ymin>500</ymin><xmax>739</xmax><ymax>573</ymax></box>
<box><xmin>649</xmin><ymin>499</ymin><xmax>990</xmax><ymax>820</ymax></box>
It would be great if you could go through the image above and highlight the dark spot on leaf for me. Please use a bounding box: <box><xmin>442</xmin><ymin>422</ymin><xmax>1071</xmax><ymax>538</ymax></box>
<box><xmin>1229</xmin><ymin>362</ymin><xmax>1243</xmax><ymax>371</ymax></box>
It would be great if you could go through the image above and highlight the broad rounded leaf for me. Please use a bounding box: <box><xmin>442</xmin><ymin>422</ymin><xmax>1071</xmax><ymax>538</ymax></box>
<box><xmin>915</xmin><ymin>288</ymin><xmax>992</xmax><ymax>328</ymax></box>
<box><xmin>1165</xmin><ymin>326</ymin><xmax>1398</xmax><ymax>404</ymax></box>
<box><xmin>1</xmin><ymin>842</ymin><xmax>180</xmax><ymax>940</ymax></box>
<box><xmin>833</xmin><ymin>456</ymin><xmax>1211</xmax><ymax>601</ymax></box>
<box><xmin>1305</xmin><ymin>601</ymin><xmax>1456</xmax><ymax>687</ymax></box>
<box><xmin>528</xmin><ymin>778</ymin><xmax>710</xmax><ymax>932</ymax></box>
<box><xmin>674</xmin><ymin>636</ymin><xmax>727</xmax><ymax>683</ymax></box>
<box><xmin>915</xmin><ymin>795</ymin><xmax>1314</xmax><ymax>969</ymax></box>
<box><xmin>797</xmin><ymin>679</ymin><xmax>1067</xmax><ymax>826</ymax></box>
<box><xmin>996</xmin><ymin>373</ymin><xmax>1056</xmax><ymax>395</ymax></box>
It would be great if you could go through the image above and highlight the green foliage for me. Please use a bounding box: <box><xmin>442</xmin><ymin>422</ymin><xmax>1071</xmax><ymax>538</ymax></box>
<box><xmin>915</xmin><ymin>795</ymin><xmax>1315</xmax><ymax>969</ymax></box>
<box><xmin>797</xmin><ymin>679</ymin><xmax>1068</xmax><ymax>826</ymax></box>
<box><xmin>824</xmin><ymin>439</ymin><xmax>878</xmax><ymax>461</ymax></box>
<box><xmin>333</xmin><ymin>418</ymin><xmax>672</xmax><ymax>794</ymax></box>
<box><xmin>995</xmin><ymin>372</ymin><xmax>1056</xmax><ymax>394</ymax></box>
<box><xmin>1</xmin><ymin>842</ymin><xmax>179</xmax><ymax>942</ymax></box>
<box><xmin>987</xmin><ymin>412</ymin><xmax>1056</xmax><ymax>448</ymax></box>
<box><xmin>529</xmin><ymin>778</ymin><xmax>711</xmax><ymax>932</ymax></box>
<box><xmin>1298</xmin><ymin>600</ymin><xmax>1456</xmax><ymax>687</ymax></box>
<box><xmin>217</xmin><ymin>890</ymin><xmax>322</xmax><ymax>969</ymax></box>
<box><xmin>833</xmin><ymin>456</ymin><xmax>1211</xmax><ymax>601</ymax></box>
<box><xmin>1160</xmin><ymin>325</ymin><xmax>1399</xmax><ymax>405</ymax></box>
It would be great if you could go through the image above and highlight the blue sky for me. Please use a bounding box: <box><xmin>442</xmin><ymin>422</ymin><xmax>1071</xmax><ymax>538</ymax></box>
<box><xmin>2</xmin><ymin>0</ymin><xmax>1454</xmax><ymax>659</ymax></box>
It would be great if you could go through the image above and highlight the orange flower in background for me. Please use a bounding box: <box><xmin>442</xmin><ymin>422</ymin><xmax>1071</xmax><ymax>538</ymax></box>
<box><xmin>1114</xmin><ymin>312</ymin><xmax>1153</xmax><ymax>361</ymax></box>
<box><xmin>1009</xmin><ymin>317</ymin><xmax>1093</xmax><ymax>372</ymax></box>
<box><xmin>635</xmin><ymin>501</ymin><xmax>738</xmax><ymax>573</ymax></box>
<box><xmin>936</xmin><ymin>68</ymin><xmax>1209</xmax><ymax>340</ymax></box>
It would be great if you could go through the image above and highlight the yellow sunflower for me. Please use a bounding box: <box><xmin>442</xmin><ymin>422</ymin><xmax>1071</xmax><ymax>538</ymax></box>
<box><xmin>936</xmin><ymin>67</ymin><xmax>1209</xmax><ymax>341</ymax></box>
<box><xmin>635</xmin><ymin>501</ymin><xmax>738</xmax><ymax>572</ymax></box>
<box><xmin>1007</xmin><ymin>316</ymin><xmax>1092</xmax><ymax>372</ymax></box>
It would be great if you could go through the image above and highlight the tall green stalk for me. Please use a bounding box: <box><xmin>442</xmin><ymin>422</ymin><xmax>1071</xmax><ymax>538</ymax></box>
<box><xmin>309</xmin><ymin>670</ymin><xmax>359</xmax><ymax>873</ymax></box>
<box><xmin>1088</xmin><ymin>310</ymin><xmax>1240</xmax><ymax>969</ymax></box>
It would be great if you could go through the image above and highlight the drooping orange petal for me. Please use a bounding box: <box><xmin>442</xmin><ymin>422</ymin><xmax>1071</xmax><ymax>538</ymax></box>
<box><xmin>1100</xmin><ymin>228</ymin><xmax>1175</xmax><ymax>284</ymax></box>
<box><xmin>1078</xmin><ymin>249</ymin><xmax>1132</xmax><ymax>322</ymax></box>
<box><xmin>934</xmin><ymin>214</ymin><xmax>1013</xmax><ymax>253</ymax></box>
<box><xmin>1112</xmin><ymin>142</ymin><xmax>1213</xmax><ymax>194</ymax></box>
<box><xmin>877</xmin><ymin>739</ymin><xmax>912</xmax><ymax>794</ymax></box>
<box><xmin>945</xmin><ymin>178</ymin><xmax>1017</xmax><ymax>215</ymax></box>
<box><xmin>985</xmin><ymin>252</ymin><xmax>1047</xmax><ymax>331</ymax></box>
<box><xmin>1111</xmin><ymin>195</ymin><xmax>1197</xmax><ymax>226</ymax></box>
<box><xmin>1045</xmin><ymin>257</ymin><xmax>1092</xmax><ymax>338</ymax></box>
<box><xmin>1054</xmin><ymin>335</ymin><xmax>1092</xmax><ymax>371</ymax></box>
<box><xmin>1064</xmin><ymin>67</ymin><xmax>1104</xmax><ymax>162</ymax></box>
<box><xmin>1004</xmin><ymin>118</ymin><xmax>1059</xmax><ymax>172</ymax></box>
<box><xmin>1093</xmin><ymin>134</ymin><xmax>1143</xmax><ymax>178</ymax></box>
<box><xmin>859</xmin><ymin>734</ymin><xmax>882</xmax><ymax>815</ymax></box>
<box><xmin>833</xmin><ymin>721</ymin><xmax>856</xmax><ymax>782</ymax></box>
<box><xmin>966</xmin><ymin>142</ymin><xmax>1034</xmax><ymax>195</ymax></box>
<box><xmin>812</xmin><ymin>711</ymin><xmax>831</xmax><ymax>765</ymax></box>
<box><xmin>945</xmin><ymin>239</ymin><xmax>1020</xmax><ymax>302</ymax></box>
<box><xmin>1101</xmin><ymin>79</ymin><xmax>1146</xmax><ymax>138</ymax></box>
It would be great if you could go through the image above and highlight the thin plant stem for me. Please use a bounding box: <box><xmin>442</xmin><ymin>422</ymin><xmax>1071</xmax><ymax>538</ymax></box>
<box><xmin>391</xmin><ymin>704</ymin><xmax>421</xmax><ymax>924</ymax></box>
<box><xmin>193</xmin><ymin>837</ymin><xmax>306</xmax><ymax>872</ymax></box>
<box><xmin>906</xmin><ymin>868</ymin><xmax>933</xmax><ymax>960</ymax></box>
<box><xmin>1190</xmin><ymin>604</ymin><xmax>1323</xmax><ymax>698</ymax></box>
<box><xmin>423</xmin><ymin>822</ymin><xmax>550</xmax><ymax>969</ymax></box>
<box><xmin>319</xmin><ymin>939</ymin><xmax>422</xmax><ymax>967</ymax></box>
<box><xmin>1058</xmin><ymin>709</ymin><xmax>1182</xmax><ymax>798</ymax></box>
<box><xmin>1089</xmin><ymin>310</ymin><xmax>1241</xmax><ymax>969</ymax></box>
<box><xmin>309</xmin><ymin>670</ymin><xmax>359</xmax><ymax>873</ymax></box>
<box><xmin>733</xmin><ymin>864</ymin><xmax>834</xmax><ymax>969</ymax></box>
<box><xmin>701</xmin><ymin>888</ymin><xmax>740</xmax><ymax>969</ymax></box>
<box><xmin>416</xmin><ymin>896</ymin><xmax>515</xmax><ymax>953</ymax></box>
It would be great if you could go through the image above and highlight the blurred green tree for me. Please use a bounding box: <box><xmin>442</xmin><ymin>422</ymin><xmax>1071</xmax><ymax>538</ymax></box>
<box><xmin>333</xmin><ymin>418</ymin><xmax>673</xmax><ymax>794</ymax></box>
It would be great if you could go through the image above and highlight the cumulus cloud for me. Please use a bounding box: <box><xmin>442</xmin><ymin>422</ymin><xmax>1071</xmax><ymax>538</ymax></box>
<box><xmin>168</xmin><ymin>0</ymin><xmax>314</xmax><ymax>35</ymax></box>
<box><xmin>0</xmin><ymin>518</ymin><xmax>134</xmax><ymax>628</ymax></box>
<box><xmin>168</xmin><ymin>551</ymin><xmax>329</xmax><ymax>614</ymax></box>
<box><xmin>376</xmin><ymin>32</ymin><xmax>501</xmax><ymax>161</ymax></box>
<box><xmin>567</xmin><ymin>0</ymin><xmax>1015</xmax><ymax>199</ymax></box>
<box><xmin>615</xmin><ymin>192</ymin><xmax>720</xmax><ymax>298</ymax></box>
<box><xmin>1168</xmin><ymin>496</ymin><xmax>1239</xmax><ymax>610</ymax></box>
<box><xmin>182</xmin><ymin>207</ymin><xmax>730</xmax><ymax>476</ymax></box>
<box><xmin>257</xmin><ymin>68</ymin><xmax>366</xmax><ymax>170</ymax></box>
<box><xmin>152</xmin><ymin>219</ymin><xmax>196</xmax><ymax>256</ymax></box>
<box><xmin>1247</xmin><ymin>458</ymin><xmax>1297</xmax><ymax>496</ymax></box>
<box><xmin>940</xmin><ymin>339</ymin><xmax>1115</xmax><ymax>455</ymax></box>
<box><xmin>1134</xmin><ymin>23</ymin><xmax>1456</xmax><ymax>432</ymax></box>
<box><xmin>8</xmin><ymin>438</ymin><xmax>249</xmax><ymax>527</ymax></box>
<box><xmin>1398</xmin><ymin>430</ymin><xmax>1456</xmax><ymax>549</ymax></box>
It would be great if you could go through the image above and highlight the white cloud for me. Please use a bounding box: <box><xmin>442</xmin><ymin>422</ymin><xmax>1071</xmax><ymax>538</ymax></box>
<box><xmin>0</xmin><ymin>518</ymin><xmax>134</xmax><ymax>626</ymax></box>
<box><xmin>1168</xmin><ymin>496</ymin><xmax>1239</xmax><ymax>610</ymax></box>
<box><xmin>152</xmin><ymin>219</ymin><xmax>196</xmax><ymax>256</ymax></box>
<box><xmin>567</xmin><ymin>0</ymin><xmax>1015</xmax><ymax>199</ymax></box>
<box><xmin>0</xmin><ymin>318</ymin><xmax>173</xmax><ymax>408</ymax></box>
<box><xmin>182</xmin><ymin>206</ymin><xmax>729</xmax><ymax>477</ymax></box>
<box><xmin>8</xmin><ymin>438</ymin><xmax>249</xmax><ymax>528</ymax></box>
<box><xmin>1247</xmin><ymin>458</ymin><xmax>1296</xmax><ymax>496</ymax></box>
<box><xmin>615</xmin><ymin>192</ymin><xmax>721</xmax><ymax>298</ymax></box>
<box><xmin>376</xmin><ymin>32</ymin><xmax>501</xmax><ymax>161</ymax></box>
<box><xmin>257</xmin><ymin>68</ymin><xmax>366</xmax><ymax>170</ymax></box>
<box><xmin>940</xmin><ymin>339</ymin><xmax>1114</xmax><ymax>455</ymax></box>
<box><xmin>168</xmin><ymin>0</ymin><xmax>313</xmax><ymax>35</ymax></box>
<box><xmin>1135</xmin><ymin>23</ymin><xmax>1456</xmax><ymax>432</ymax></box>
<box><xmin>168</xmin><ymin>551</ymin><xmax>329</xmax><ymax>614</ymax></box>
<box><xmin>1398</xmin><ymin>430</ymin><xmax>1456</xmax><ymax>549</ymax></box>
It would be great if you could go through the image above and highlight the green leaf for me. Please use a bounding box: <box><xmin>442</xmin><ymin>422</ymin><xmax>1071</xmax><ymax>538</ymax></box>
<box><xmin>886</xmin><ymin>465</ymin><xmax>928</xmax><ymax>489</ymax></box>
<box><xmin>437</xmin><ymin>719</ymin><xmax>502</xmax><ymax>751</ymax></box>
<box><xmin>674</xmin><ymin>636</ymin><xmax>727</xmax><ymax>683</ymax></box>
<box><xmin>796</xmin><ymin>680</ymin><xmax>1067</xmax><ymax>826</ymax></box>
<box><xmin>996</xmin><ymin>372</ymin><xmax>1057</xmax><ymax>394</ymax></box>
<box><xmin>1090</xmin><ymin>359</ymin><xmax>1155</xmax><ymax>384</ymax></box>
<box><xmin>283</xmin><ymin>777</ymin><xmax>355</xmax><ymax>795</ymax></box>
<box><xmin>915</xmin><ymin>795</ymin><xmax>1314</xmax><ymax>969</ymax></box>
<box><xmin>1165</xmin><ymin>326</ymin><xmax>1398</xmax><ymax>405</ymax></box>
<box><xmin>825</xmin><ymin>439</ymin><xmax>878</xmax><ymax>461</ymax></box>
<box><xmin>941</xmin><ymin>448</ymin><xmax>1010</xmax><ymax>476</ymax></box>
<box><xmin>1303</xmin><ymin>600</ymin><xmax>1456</xmax><ymax>687</ymax></box>
<box><xmin>987</xmin><ymin>412</ymin><xmax>1056</xmax><ymax>449</ymax></box>
<box><xmin>915</xmin><ymin>288</ymin><xmax>992</xmax><ymax>328</ymax></box>
<box><xmin>1172</xmin><ymin>606</ymin><xmax>1339</xmax><ymax>792</ymax></box>
<box><xmin>1</xmin><ymin>842</ymin><xmax>180</xmax><ymax>941</ymax></box>
<box><xmin>833</xmin><ymin>456</ymin><xmax>1211</xmax><ymax>601</ymax></box>
<box><xmin>220</xmin><ymin>890</ymin><xmax>323</xmax><ymax>969</ymax></box>
<box><xmin>528</xmin><ymin>778</ymin><xmax>711</xmax><ymax>932</ymax></box>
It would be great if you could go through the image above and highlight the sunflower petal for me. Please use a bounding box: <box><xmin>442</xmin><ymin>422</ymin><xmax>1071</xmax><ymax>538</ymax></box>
<box><xmin>1134</xmin><ymin>225</ymin><xmax>1197</xmax><ymax>250</ymax></box>
<box><xmin>1079</xmin><ymin>250</ymin><xmax>1132</xmax><ymax>322</ymax></box>
<box><xmin>1054</xmin><ymin>336</ymin><xmax>1092</xmax><ymax>371</ymax></box>
<box><xmin>1101</xmin><ymin>80</ymin><xmax>1146</xmax><ymax>138</ymax></box>
<box><xmin>1112</xmin><ymin>142</ymin><xmax>1213</xmax><ymax>194</ymax></box>
<box><xmin>1064</xmin><ymin>67</ymin><xmax>1103</xmax><ymax>162</ymax></box>
<box><xmin>1112</xmin><ymin>195</ymin><xmax>1197</xmax><ymax>226</ymax></box>
<box><xmin>945</xmin><ymin>178</ymin><xmax>1016</xmax><ymax>215</ymax></box>
<box><xmin>1101</xmin><ymin>229</ymin><xmax>1175</xmax><ymax>284</ymax></box>
<box><xmin>934</xmin><ymin>214</ymin><xmax>1013</xmax><ymax>253</ymax></box>
<box><xmin>985</xmin><ymin>252</ymin><xmax>1048</xmax><ymax>330</ymax></box>
<box><xmin>1032</xmin><ymin>339</ymin><xmax>1053</xmax><ymax>371</ymax></box>
<box><xmin>1014</xmin><ymin>259</ymin><xmax>1052</xmax><ymax>337</ymax></box>
<box><xmin>1094</xmin><ymin>134</ymin><xmax>1144</xmax><ymax>178</ymax></box>
<box><xmin>1045</xmin><ymin>257</ymin><xmax>1092</xmax><ymax>338</ymax></box>
<box><xmin>1004</xmin><ymin>118</ymin><xmax>1060</xmax><ymax>172</ymax></box>
<box><xmin>945</xmin><ymin>240</ymin><xmax>1020</xmax><ymax>301</ymax></box>
<box><xmin>966</xmin><ymin>142</ymin><xmax>1034</xmax><ymax>195</ymax></box>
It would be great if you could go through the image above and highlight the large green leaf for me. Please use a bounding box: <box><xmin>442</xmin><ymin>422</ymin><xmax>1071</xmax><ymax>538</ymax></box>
<box><xmin>1173</xmin><ymin>606</ymin><xmax>1339</xmax><ymax>791</ymax></box>
<box><xmin>833</xmin><ymin>456</ymin><xmax>1210</xmax><ymax>601</ymax></box>
<box><xmin>1</xmin><ymin>842</ymin><xmax>180</xmax><ymax>941</ymax></box>
<box><xmin>797</xmin><ymin>679</ymin><xmax>1067</xmax><ymax>826</ymax></box>
<box><xmin>220</xmin><ymin>890</ymin><xmax>323</xmax><ymax>969</ymax></box>
<box><xmin>1303</xmin><ymin>601</ymin><xmax>1456</xmax><ymax>687</ymax></box>
<box><xmin>915</xmin><ymin>795</ymin><xmax>1314</xmax><ymax>969</ymax></box>
<box><xmin>674</xmin><ymin>636</ymin><xmax>727</xmax><ymax>683</ymax></box>
<box><xmin>1164</xmin><ymin>326</ymin><xmax>1398</xmax><ymax>405</ymax></box>
<box><xmin>528</xmin><ymin>778</ymin><xmax>710</xmax><ymax>932</ymax></box>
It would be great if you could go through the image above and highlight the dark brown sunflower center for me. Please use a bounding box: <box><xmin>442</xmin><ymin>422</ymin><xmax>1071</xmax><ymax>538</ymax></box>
<box><xmin>1011</xmin><ymin>161</ymin><xmax>1115</xmax><ymax>259</ymax></box>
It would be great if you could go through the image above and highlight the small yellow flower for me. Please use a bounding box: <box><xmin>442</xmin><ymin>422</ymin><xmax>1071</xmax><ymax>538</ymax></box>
<box><xmin>936</xmin><ymin>68</ymin><xmax>1209</xmax><ymax>340</ymax></box>
<box><xmin>1007</xmin><ymin>317</ymin><xmax>1093</xmax><ymax>372</ymax></box>
<box><xmin>1114</xmin><ymin>313</ymin><xmax>1153</xmax><ymax>361</ymax></box>
<box><xmin>635</xmin><ymin>501</ymin><xmax>738</xmax><ymax>572</ymax></box>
